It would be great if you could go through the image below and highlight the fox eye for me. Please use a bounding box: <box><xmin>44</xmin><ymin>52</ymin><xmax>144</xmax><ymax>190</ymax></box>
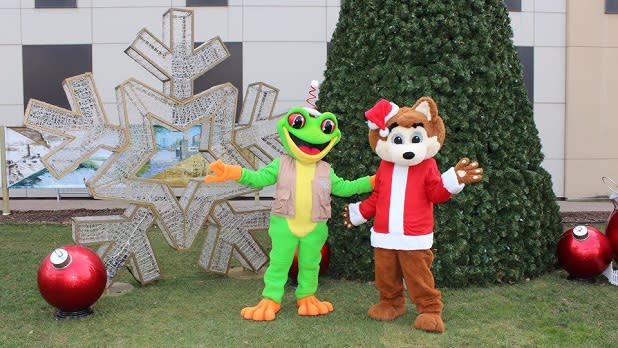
<box><xmin>411</xmin><ymin>132</ymin><xmax>423</xmax><ymax>143</ymax></box>
<box><xmin>392</xmin><ymin>134</ymin><xmax>404</xmax><ymax>145</ymax></box>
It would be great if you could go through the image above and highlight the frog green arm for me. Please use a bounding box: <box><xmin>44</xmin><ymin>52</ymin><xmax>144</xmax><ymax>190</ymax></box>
<box><xmin>330</xmin><ymin>169</ymin><xmax>373</xmax><ymax>197</ymax></box>
<box><xmin>237</xmin><ymin>158</ymin><xmax>280</xmax><ymax>188</ymax></box>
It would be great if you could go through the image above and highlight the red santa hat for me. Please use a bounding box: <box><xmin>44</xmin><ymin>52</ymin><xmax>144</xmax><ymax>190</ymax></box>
<box><xmin>365</xmin><ymin>99</ymin><xmax>399</xmax><ymax>137</ymax></box>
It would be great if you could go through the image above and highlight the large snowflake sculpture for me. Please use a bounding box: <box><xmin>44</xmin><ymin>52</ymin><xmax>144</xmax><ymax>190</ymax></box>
<box><xmin>24</xmin><ymin>8</ymin><xmax>285</xmax><ymax>286</ymax></box>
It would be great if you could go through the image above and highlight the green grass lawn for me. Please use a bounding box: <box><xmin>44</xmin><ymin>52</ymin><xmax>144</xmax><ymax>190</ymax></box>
<box><xmin>2</xmin><ymin>223</ymin><xmax>618</xmax><ymax>348</ymax></box>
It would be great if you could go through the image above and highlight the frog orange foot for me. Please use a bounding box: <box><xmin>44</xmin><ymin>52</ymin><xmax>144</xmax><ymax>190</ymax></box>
<box><xmin>240</xmin><ymin>299</ymin><xmax>281</xmax><ymax>321</ymax></box>
<box><xmin>296</xmin><ymin>295</ymin><xmax>334</xmax><ymax>316</ymax></box>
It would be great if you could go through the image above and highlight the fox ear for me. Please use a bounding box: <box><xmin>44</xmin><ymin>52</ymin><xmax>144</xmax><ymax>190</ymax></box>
<box><xmin>413</xmin><ymin>97</ymin><xmax>438</xmax><ymax>122</ymax></box>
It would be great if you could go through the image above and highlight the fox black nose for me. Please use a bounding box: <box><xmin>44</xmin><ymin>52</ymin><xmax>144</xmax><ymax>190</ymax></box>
<box><xmin>403</xmin><ymin>152</ymin><xmax>415</xmax><ymax>160</ymax></box>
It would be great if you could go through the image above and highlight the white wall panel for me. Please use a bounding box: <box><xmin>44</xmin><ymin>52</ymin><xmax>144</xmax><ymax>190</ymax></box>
<box><xmin>533</xmin><ymin>102</ymin><xmax>565</xmax><ymax>160</ymax></box>
<box><xmin>535</xmin><ymin>0</ymin><xmax>566</xmax><ymax>12</ymax></box>
<box><xmin>244</xmin><ymin>7</ymin><xmax>325</xmax><ymax>42</ymax></box>
<box><xmin>0</xmin><ymin>105</ymin><xmax>25</xmax><ymax>127</ymax></box>
<box><xmin>509</xmin><ymin>11</ymin><xmax>534</xmax><ymax>46</ymax></box>
<box><xmin>541</xmin><ymin>159</ymin><xmax>564</xmax><ymax>197</ymax></box>
<box><xmin>93</xmin><ymin>7</ymin><xmax>166</xmax><ymax>44</ymax></box>
<box><xmin>326</xmin><ymin>5</ymin><xmax>339</xmax><ymax>41</ymax></box>
<box><xmin>193</xmin><ymin>7</ymin><xmax>230</xmax><ymax>42</ymax></box>
<box><xmin>21</xmin><ymin>8</ymin><xmax>92</xmax><ymax>44</ymax></box>
<box><xmin>534</xmin><ymin>12</ymin><xmax>565</xmax><ymax>46</ymax></box>
<box><xmin>0</xmin><ymin>9</ymin><xmax>21</xmax><ymax>44</ymax></box>
<box><xmin>0</xmin><ymin>45</ymin><xmax>23</xmax><ymax>105</ymax></box>
<box><xmin>91</xmin><ymin>0</ymin><xmax>172</xmax><ymax>7</ymax></box>
<box><xmin>534</xmin><ymin>47</ymin><xmax>565</xmax><ymax>103</ymax></box>
<box><xmin>0</xmin><ymin>0</ymin><xmax>20</xmax><ymax>9</ymax></box>
<box><xmin>244</xmin><ymin>42</ymin><xmax>326</xmax><ymax>102</ymax></box>
<box><xmin>244</xmin><ymin>0</ymin><xmax>326</xmax><ymax>6</ymax></box>
<box><xmin>227</xmin><ymin>5</ymin><xmax>242</xmax><ymax>41</ymax></box>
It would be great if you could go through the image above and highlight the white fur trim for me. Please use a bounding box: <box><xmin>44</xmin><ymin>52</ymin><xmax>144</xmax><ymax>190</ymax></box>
<box><xmin>367</xmin><ymin>120</ymin><xmax>379</xmax><ymax>130</ymax></box>
<box><xmin>389</xmin><ymin>165</ymin><xmax>408</xmax><ymax>234</ymax></box>
<box><xmin>384</xmin><ymin>102</ymin><xmax>399</xmax><ymax>123</ymax></box>
<box><xmin>310</xmin><ymin>80</ymin><xmax>320</xmax><ymax>88</ymax></box>
<box><xmin>347</xmin><ymin>202</ymin><xmax>367</xmax><ymax>226</ymax></box>
<box><xmin>304</xmin><ymin>107</ymin><xmax>322</xmax><ymax>117</ymax></box>
<box><xmin>379</xmin><ymin>128</ymin><xmax>390</xmax><ymax>137</ymax></box>
<box><xmin>371</xmin><ymin>229</ymin><xmax>434</xmax><ymax>250</ymax></box>
<box><xmin>441</xmin><ymin>167</ymin><xmax>464</xmax><ymax>194</ymax></box>
<box><xmin>415</xmin><ymin>101</ymin><xmax>431</xmax><ymax>121</ymax></box>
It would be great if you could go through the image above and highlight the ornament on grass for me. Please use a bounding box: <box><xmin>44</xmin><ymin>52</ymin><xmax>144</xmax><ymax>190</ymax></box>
<box><xmin>288</xmin><ymin>242</ymin><xmax>331</xmax><ymax>280</ymax></box>
<box><xmin>37</xmin><ymin>245</ymin><xmax>107</xmax><ymax>319</ymax></box>
<box><xmin>556</xmin><ymin>225</ymin><xmax>612</xmax><ymax>279</ymax></box>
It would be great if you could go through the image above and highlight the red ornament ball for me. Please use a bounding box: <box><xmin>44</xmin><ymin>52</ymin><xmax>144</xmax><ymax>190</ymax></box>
<box><xmin>556</xmin><ymin>225</ymin><xmax>612</xmax><ymax>278</ymax></box>
<box><xmin>288</xmin><ymin>242</ymin><xmax>331</xmax><ymax>280</ymax></box>
<box><xmin>37</xmin><ymin>245</ymin><xmax>107</xmax><ymax>318</ymax></box>
<box><xmin>605</xmin><ymin>209</ymin><xmax>618</xmax><ymax>261</ymax></box>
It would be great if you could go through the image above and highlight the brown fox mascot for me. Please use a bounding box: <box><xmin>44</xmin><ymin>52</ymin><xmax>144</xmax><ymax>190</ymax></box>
<box><xmin>344</xmin><ymin>96</ymin><xmax>483</xmax><ymax>333</ymax></box>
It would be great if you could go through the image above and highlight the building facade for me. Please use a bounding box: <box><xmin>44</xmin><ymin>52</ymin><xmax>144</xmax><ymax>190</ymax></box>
<box><xmin>0</xmin><ymin>0</ymin><xmax>614</xmax><ymax>199</ymax></box>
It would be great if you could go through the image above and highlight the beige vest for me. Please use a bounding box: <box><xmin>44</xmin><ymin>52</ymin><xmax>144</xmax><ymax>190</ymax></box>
<box><xmin>271</xmin><ymin>155</ymin><xmax>332</xmax><ymax>222</ymax></box>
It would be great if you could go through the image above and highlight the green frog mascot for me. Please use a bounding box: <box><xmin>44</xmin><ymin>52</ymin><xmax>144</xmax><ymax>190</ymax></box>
<box><xmin>205</xmin><ymin>86</ymin><xmax>373</xmax><ymax>321</ymax></box>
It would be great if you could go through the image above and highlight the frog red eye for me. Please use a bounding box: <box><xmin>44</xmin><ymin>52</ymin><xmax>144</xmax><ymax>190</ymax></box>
<box><xmin>321</xmin><ymin>119</ymin><xmax>336</xmax><ymax>134</ymax></box>
<box><xmin>288</xmin><ymin>113</ymin><xmax>305</xmax><ymax>129</ymax></box>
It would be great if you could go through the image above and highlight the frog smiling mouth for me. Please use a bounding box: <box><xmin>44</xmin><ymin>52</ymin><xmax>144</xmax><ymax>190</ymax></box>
<box><xmin>288</xmin><ymin>132</ymin><xmax>329</xmax><ymax>155</ymax></box>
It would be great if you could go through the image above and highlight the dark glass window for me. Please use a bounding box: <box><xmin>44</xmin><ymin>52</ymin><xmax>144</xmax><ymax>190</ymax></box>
<box><xmin>516</xmin><ymin>46</ymin><xmax>534</xmax><ymax>102</ymax></box>
<box><xmin>186</xmin><ymin>0</ymin><xmax>228</xmax><ymax>6</ymax></box>
<box><xmin>606</xmin><ymin>0</ymin><xmax>618</xmax><ymax>14</ymax></box>
<box><xmin>193</xmin><ymin>42</ymin><xmax>243</xmax><ymax>118</ymax></box>
<box><xmin>35</xmin><ymin>0</ymin><xmax>77</xmax><ymax>8</ymax></box>
<box><xmin>23</xmin><ymin>44</ymin><xmax>92</xmax><ymax>110</ymax></box>
<box><xmin>504</xmin><ymin>0</ymin><xmax>522</xmax><ymax>12</ymax></box>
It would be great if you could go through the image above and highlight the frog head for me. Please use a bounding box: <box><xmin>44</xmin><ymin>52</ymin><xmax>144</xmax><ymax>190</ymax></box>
<box><xmin>277</xmin><ymin>107</ymin><xmax>341</xmax><ymax>163</ymax></box>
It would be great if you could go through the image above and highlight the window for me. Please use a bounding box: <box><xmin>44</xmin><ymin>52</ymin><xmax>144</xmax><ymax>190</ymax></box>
<box><xmin>516</xmin><ymin>46</ymin><xmax>534</xmax><ymax>102</ymax></box>
<box><xmin>35</xmin><ymin>0</ymin><xmax>77</xmax><ymax>8</ymax></box>
<box><xmin>23</xmin><ymin>45</ymin><xmax>92</xmax><ymax>111</ymax></box>
<box><xmin>504</xmin><ymin>0</ymin><xmax>521</xmax><ymax>12</ymax></box>
<box><xmin>606</xmin><ymin>0</ymin><xmax>618</xmax><ymax>14</ymax></box>
<box><xmin>193</xmin><ymin>42</ymin><xmax>243</xmax><ymax>119</ymax></box>
<box><xmin>186</xmin><ymin>0</ymin><xmax>228</xmax><ymax>6</ymax></box>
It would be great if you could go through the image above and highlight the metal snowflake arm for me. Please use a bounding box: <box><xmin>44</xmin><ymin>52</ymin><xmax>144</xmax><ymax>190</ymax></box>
<box><xmin>125</xmin><ymin>8</ymin><xmax>229</xmax><ymax>100</ymax></box>
<box><xmin>24</xmin><ymin>73</ymin><xmax>128</xmax><ymax>179</ymax></box>
<box><xmin>199</xmin><ymin>201</ymin><xmax>271</xmax><ymax>274</ymax></box>
<box><xmin>72</xmin><ymin>205</ymin><xmax>159</xmax><ymax>287</ymax></box>
<box><xmin>234</xmin><ymin>82</ymin><xmax>285</xmax><ymax>166</ymax></box>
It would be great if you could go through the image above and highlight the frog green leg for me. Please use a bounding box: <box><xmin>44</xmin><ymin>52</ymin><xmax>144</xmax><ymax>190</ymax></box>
<box><xmin>241</xmin><ymin>215</ymin><xmax>333</xmax><ymax>320</ymax></box>
<box><xmin>295</xmin><ymin>221</ymin><xmax>333</xmax><ymax>316</ymax></box>
<box><xmin>261</xmin><ymin>215</ymin><xmax>298</xmax><ymax>303</ymax></box>
<box><xmin>295</xmin><ymin>221</ymin><xmax>327</xmax><ymax>299</ymax></box>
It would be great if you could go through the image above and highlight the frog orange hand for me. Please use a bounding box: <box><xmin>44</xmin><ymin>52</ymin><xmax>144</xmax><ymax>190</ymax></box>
<box><xmin>454</xmin><ymin>157</ymin><xmax>484</xmax><ymax>184</ymax></box>
<box><xmin>204</xmin><ymin>160</ymin><xmax>242</xmax><ymax>184</ymax></box>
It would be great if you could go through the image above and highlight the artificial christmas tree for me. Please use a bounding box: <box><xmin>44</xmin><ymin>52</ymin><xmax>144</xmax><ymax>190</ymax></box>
<box><xmin>319</xmin><ymin>0</ymin><xmax>562</xmax><ymax>287</ymax></box>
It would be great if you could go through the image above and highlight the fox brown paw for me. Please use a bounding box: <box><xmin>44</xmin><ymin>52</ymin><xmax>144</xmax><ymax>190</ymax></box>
<box><xmin>367</xmin><ymin>301</ymin><xmax>406</xmax><ymax>321</ymax></box>
<box><xmin>454</xmin><ymin>157</ymin><xmax>483</xmax><ymax>184</ymax></box>
<box><xmin>414</xmin><ymin>313</ymin><xmax>445</xmax><ymax>333</ymax></box>
<box><xmin>342</xmin><ymin>205</ymin><xmax>354</xmax><ymax>229</ymax></box>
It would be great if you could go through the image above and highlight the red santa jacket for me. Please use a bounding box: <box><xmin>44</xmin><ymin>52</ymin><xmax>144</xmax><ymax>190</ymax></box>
<box><xmin>348</xmin><ymin>158</ymin><xmax>463</xmax><ymax>250</ymax></box>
